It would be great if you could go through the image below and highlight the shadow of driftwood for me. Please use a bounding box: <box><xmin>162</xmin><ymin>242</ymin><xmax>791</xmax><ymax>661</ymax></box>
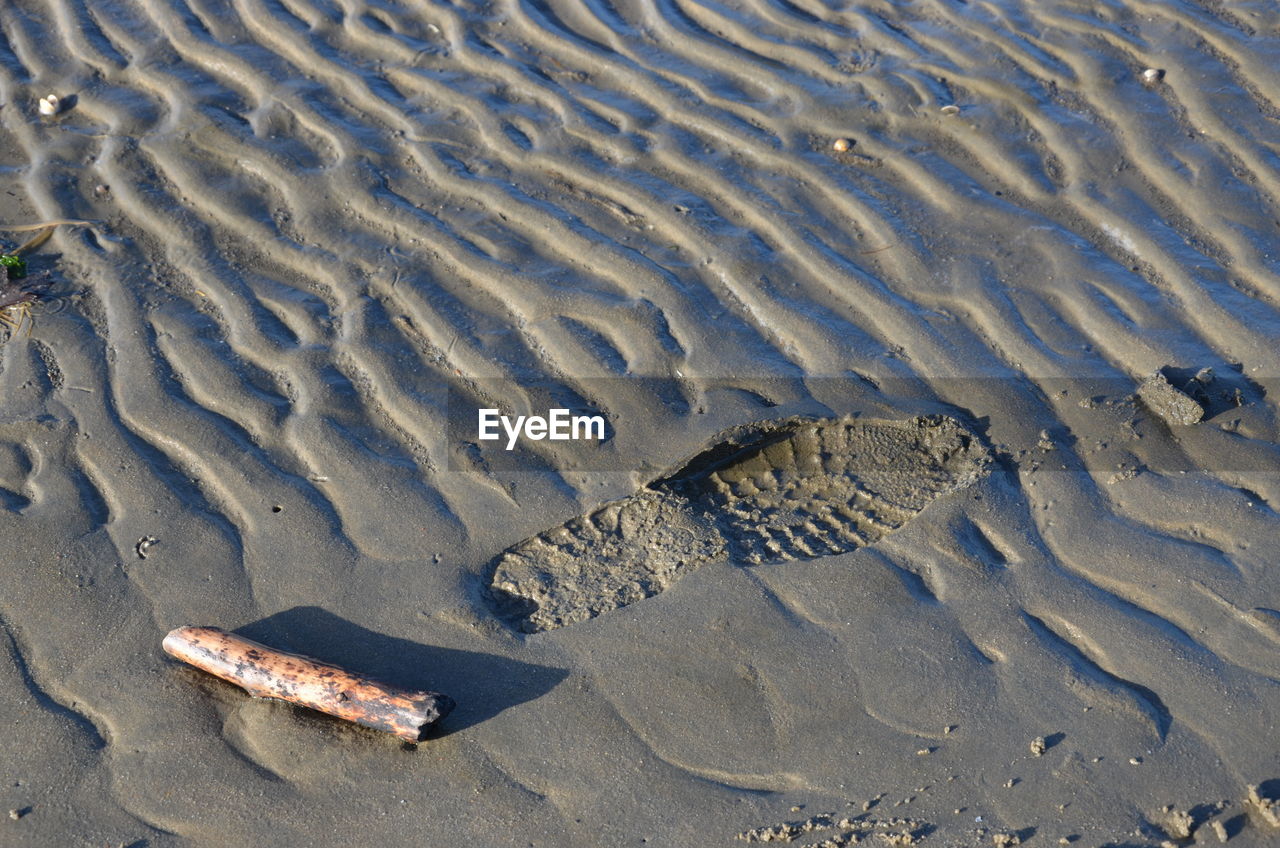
<box><xmin>231</xmin><ymin>606</ymin><xmax>568</xmax><ymax>738</ymax></box>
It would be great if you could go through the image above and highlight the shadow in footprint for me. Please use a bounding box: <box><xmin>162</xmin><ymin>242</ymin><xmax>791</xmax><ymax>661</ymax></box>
<box><xmin>235</xmin><ymin>606</ymin><xmax>568</xmax><ymax>737</ymax></box>
<box><xmin>1255</xmin><ymin>777</ymin><xmax>1280</xmax><ymax>799</ymax></box>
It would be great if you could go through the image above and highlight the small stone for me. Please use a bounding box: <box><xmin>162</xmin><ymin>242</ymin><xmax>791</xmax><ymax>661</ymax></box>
<box><xmin>1137</xmin><ymin>371</ymin><xmax>1204</xmax><ymax>426</ymax></box>
<box><xmin>940</xmin><ymin>104</ymin><xmax>960</xmax><ymax>115</ymax></box>
<box><xmin>38</xmin><ymin>94</ymin><xmax>60</xmax><ymax>116</ymax></box>
<box><xmin>832</xmin><ymin>138</ymin><xmax>853</xmax><ymax>153</ymax></box>
<box><xmin>7</xmin><ymin>810</ymin><xmax>18</xmax><ymax>820</ymax></box>
<box><xmin>1211</xmin><ymin>819</ymin><xmax>1229</xmax><ymax>842</ymax></box>
<box><xmin>1129</xmin><ymin>757</ymin><xmax>1142</xmax><ymax>765</ymax></box>
<box><xmin>1030</xmin><ymin>736</ymin><xmax>1047</xmax><ymax>757</ymax></box>
<box><xmin>1140</xmin><ymin>68</ymin><xmax>1165</xmax><ymax>85</ymax></box>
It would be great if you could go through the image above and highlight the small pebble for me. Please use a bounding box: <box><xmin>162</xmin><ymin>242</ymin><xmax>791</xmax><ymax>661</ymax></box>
<box><xmin>38</xmin><ymin>94</ymin><xmax>60</xmax><ymax>116</ymax></box>
<box><xmin>1129</xmin><ymin>757</ymin><xmax>1142</xmax><ymax>765</ymax></box>
<box><xmin>7</xmin><ymin>809</ymin><xmax>18</xmax><ymax>820</ymax></box>
<box><xmin>832</xmin><ymin>137</ymin><xmax>852</xmax><ymax>153</ymax></box>
<box><xmin>940</xmin><ymin>104</ymin><xmax>960</xmax><ymax>115</ymax></box>
<box><xmin>1140</xmin><ymin>68</ymin><xmax>1165</xmax><ymax>85</ymax></box>
<box><xmin>1030</xmin><ymin>736</ymin><xmax>1047</xmax><ymax>757</ymax></box>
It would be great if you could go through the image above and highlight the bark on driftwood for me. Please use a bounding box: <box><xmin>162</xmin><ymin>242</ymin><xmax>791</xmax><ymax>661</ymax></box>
<box><xmin>163</xmin><ymin>626</ymin><xmax>454</xmax><ymax>742</ymax></box>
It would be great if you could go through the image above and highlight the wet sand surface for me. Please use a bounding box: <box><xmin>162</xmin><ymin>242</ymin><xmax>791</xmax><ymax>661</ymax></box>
<box><xmin>1</xmin><ymin>0</ymin><xmax>1279</xmax><ymax>844</ymax></box>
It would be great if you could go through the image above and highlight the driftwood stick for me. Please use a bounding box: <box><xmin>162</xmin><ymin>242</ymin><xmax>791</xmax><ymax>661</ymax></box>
<box><xmin>163</xmin><ymin>626</ymin><xmax>454</xmax><ymax>742</ymax></box>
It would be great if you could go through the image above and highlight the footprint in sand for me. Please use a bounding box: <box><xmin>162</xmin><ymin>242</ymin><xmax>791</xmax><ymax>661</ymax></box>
<box><xmin>487</xmin><ymin>415</ymin><xmax>991</xmax><ymax>632</ymax></box>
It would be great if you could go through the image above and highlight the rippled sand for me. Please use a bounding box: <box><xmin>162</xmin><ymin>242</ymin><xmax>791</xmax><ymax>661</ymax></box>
<box><xmin>1</xmin><ymin>0</ymin><xmax>1279</xmax><ymax>844</ymax></box>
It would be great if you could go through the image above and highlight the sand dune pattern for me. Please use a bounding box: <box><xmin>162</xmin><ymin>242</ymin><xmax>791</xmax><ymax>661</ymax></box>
<box><xmin>489</xmin><ymin>414</ymin><xmax>990</xmax><ymax>632</ymax></box>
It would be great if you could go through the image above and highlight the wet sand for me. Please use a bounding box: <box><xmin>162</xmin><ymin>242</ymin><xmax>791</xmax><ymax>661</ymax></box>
<box><xmin>1</xmin><ymin>0</ymin><xmax>1279</xmax><ymax>845</ymax></box>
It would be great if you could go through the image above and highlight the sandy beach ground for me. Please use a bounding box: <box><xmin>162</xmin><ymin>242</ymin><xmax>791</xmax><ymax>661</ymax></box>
<box><xmin>1</xmin><ymin>0</ymin><xmax>1278</xmax><ymax>844</ymax></box>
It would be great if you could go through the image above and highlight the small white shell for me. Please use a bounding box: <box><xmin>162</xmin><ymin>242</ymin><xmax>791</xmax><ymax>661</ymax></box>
<box><xmin>940</xmin><ymin>104</ymin><xmax>960</xmax><ymax>115</ymax></box>
<box><xmin>832</xmin><ymin>137</ymin><xmax>852</xmax><ymax>153</ymax></box>
<box><xmin>38</xmin><ymin>94</ymin><xmax>60</xmax><ymax>116</ymax></box>
<box><xmin>1140</xmin><ymin>68</ymin><xmax>1165</xmax><ymax>85</ymax></box>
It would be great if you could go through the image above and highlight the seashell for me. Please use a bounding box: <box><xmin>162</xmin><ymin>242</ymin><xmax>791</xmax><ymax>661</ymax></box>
<box><xmin>37</xmin><ymin>94</ymin><xmax>60</xmax><ymax>116</ymax></box>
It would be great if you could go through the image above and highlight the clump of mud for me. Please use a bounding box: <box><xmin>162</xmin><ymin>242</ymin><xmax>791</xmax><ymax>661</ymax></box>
<box><xmin>1135</xmin><ymin>364</ymin><xmax>1261</xmax><ymax>427</ymax></box>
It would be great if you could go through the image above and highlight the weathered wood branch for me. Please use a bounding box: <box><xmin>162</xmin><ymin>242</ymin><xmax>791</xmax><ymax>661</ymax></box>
<box><xmin>163</xmin><ymin>626</ymin><xmax>454</xmax><ymax>742</ymax></box>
